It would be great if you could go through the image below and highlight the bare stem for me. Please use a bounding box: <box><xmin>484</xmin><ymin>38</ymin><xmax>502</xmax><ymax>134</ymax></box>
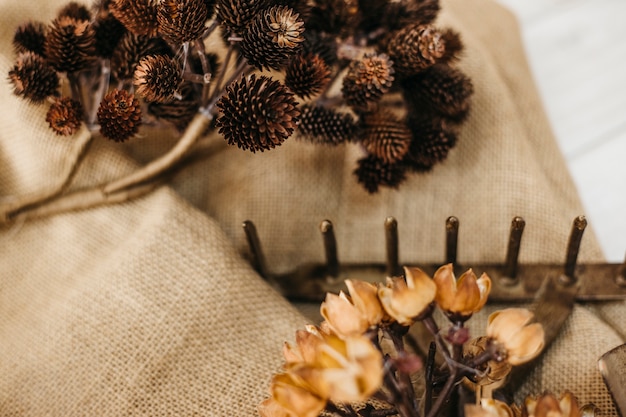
<box><xmin>103</xmin><ymin>112</ymin><xmax>211</xmax><ymax>194</ymax></box>
<box><xmin>0</xmin><ymin>125</ymin><xmax>94</xmax><ymax>223</ymax></box>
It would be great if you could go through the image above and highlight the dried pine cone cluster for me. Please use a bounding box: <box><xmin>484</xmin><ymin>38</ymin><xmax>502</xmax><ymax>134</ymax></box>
<box><xmin>8</xmin><ymin>0</ymin><xmax>473</xmax><ymax>193</ymax></box>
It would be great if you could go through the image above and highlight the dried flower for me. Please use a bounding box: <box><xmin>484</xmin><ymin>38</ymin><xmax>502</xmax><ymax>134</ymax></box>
<box><xmin>45</xmin><ymin>16</ymin><xmax>96</xmax><ymax>73</ymax></box>
<box><xmin>12</xmin><ymin>21</ymin><xmax>47</xmax><ymax>56</ymax></box>
<box><xmin>387</xmin><ymin>23</ymin><xmax>447</xmax><ymax>77</ymax></box>
<box><xmin>312</xmin><ymin>334</ymin><xmax>383</xmax><ymax>403</ymax></box>
<box><xmin>283</xmin><ymin>325</ymin><xmax>329</xmax><ymax>366</ymax></box>
<box><xmin>465</xmin><ymin>399</ymin><xmax>517</xmax><ymax>417</ymax></box>
<box><xmin>378</xmin><ymin>266</ymin><xmax>436</xmax><ymax>326</ymax></box>
<box><xmin>358</xmin><ymin>110</ymin><xmax>412</xmax><ymax>164</ymax></box>
<box><xmin>524</xmin><ymin>392</ymin><xmax>581</xmax><ymax>417</ymax></box>
<box><xmin>97</xmin><ymin>88</ymin><xmax>142</xmax><ymax>142</ymax></box>
<box><xmin>216</xmin><ymin>74</ymin><xmax>300</xmax><ymax>152</ymax></box>
<box><xmin>464</xmin><ymin>336</ymin><xmax>512</xmax><ymax>391</ymax></box>
<box><xmin>240</xmin><ymin>5</ymin><xmax>305</xmax><ymax>70</ymax></box>
<box><xmin>403</xmin><ymin>64</ymin><xmax>473</xmax><ymax>122</ymax></box>
<box><xmin>46</xmin><ymin>97</ymin><xmax>83</xmax><ymax>136</ymax></box>
<box><xmin>109</xmin><ymin>0</ymin><xmax>159</xmax><ymax>37</ymax></box>
<box><xmin>342</xmin><ymin>52</ymin><xmax>394</xmax><ymax>111</ymax></box>
<box><xmin>354</xmin><ymin>154</ymin><xmax>406</xmax><ymax>193</ymax></box>
<box><xmin>157</xmin><ymin>0</ymin><xmax>209</xmax><ymax>44</ymax></box>
<box><xmin>320</xmin><ymin>279</ymin><xmax>383</xmax><ymax>338</ymax></box>
<box><xmin>297</xmin><ymin>104</ymin><xmax>356</xmax><ymax>145</ymax></box>
<box><xmin>321</xmin><ymin>292</ymin><xmax>370</xmax><ymax>338</ymax></box>
<box><xmin>345</xmin><ymin>280</ymin><xmax>385</xmax><ymax>328</ymax></box>
<box><xmin>285</xmin><ymin>53</ymin><xmax>331</xmax><ymax>99</ymax></box>
<box><xmin>486</xmin><ymin>308</ymin><xmax>545</xmax><ymax>366</ymax></box>
<box><xmin>133</xmin><ymin>55</ymin><xmax>182</xmax><ymax>103</ymax></box>
<box><xmin>265</xmin><ymin>371</ymin><xmax>326</xmax><ymax>417</ymax></box>
<box><xmin>433</xmin><ymin>263</ymin><xmax>491</xmax><ymax>322</ymax></box>
<box><xmin>110</xmin><ymin>32</ymin><xmax>171</xmax><ymax>81</ymax></box>
<box><xmin>8</xmin><ymin>52</ymin><xmax>59</xmax><ymax>102</ymax></box>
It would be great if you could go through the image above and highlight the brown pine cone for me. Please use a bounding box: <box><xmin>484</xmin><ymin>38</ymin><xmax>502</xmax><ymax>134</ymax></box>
<box><xmin>46</xmin><ymin>97</ymin><xmax>83</xmax><ymax>136</ymax></box>
<box><xmin>157</xmin><ymin>0</ymin><xmax>209</xmax><ymax>44</ymax></box>
<box><xmin>134</xmin><ymin>54</ymin><xmax>182</xmax><ymax>103</ymax></box>
<box><xmin>358</xmin><ymin>111</ymin><xmax>411</xmax><ymax>164</ymax></box>
<box><xmin>216</xmin><ymin>74</ymin><xmax>300</xmax><ymax>152</ymax></box>
<box><xmin>297</xmin><ymin>104</ymin><xmax>356</xmax><ymax>145</ymax></box>
<box><xmin>354</xmin><ymin>154</ymin><xmax>407</xmax><ymax>193</ymax></box>
<box><xmin>44</xmin><ymin>16</ymin><xmax>97</xmax><ymax>73</ymax></box>
<box><xmin>110</xmin><ymin>0</ymin><xmax>159</xmax><ymax>37</ymax></box>
<box><xmin>92</xmin><ymin>10</ymin><xmax>127</xmax><ymax>58</ymax></box>
<box><xmin>342</xmin><ymin>52</ymin><xmax>394</xmax><ymax>111</ymax></box>
<box><xmin>8</xmin><ymin>52</ymin><xmax>59</xmax><ymax>102</ymax></box>
<box><xmin>12</xmin><ymin>21</ymin><xmax>47</xmax><ymax>56</ymax></box>
<box><xmin>110</xmin><ymin>32</ymin><xmax>171</xmax><ymax>81</ymax></box>
<box><xmin>402</xmin><ymin>64</ymin><xmax>473</xmax><ymax>123</ymax></box>
<box><xmin>58</xmin><ymin>2</ymin><xmax>92</xmax><ymax>21</ymax></box>
<box><xmin>216</xmin><ymin>0</ymin><xmax>271</xmax><ymax>36</ymax></box>
<box><xmin>97</xmin><ymin>89</ymin><xmax>142</xmax><ymax>142</ymax></box>
<box><xmin>404</xmin><ymin>115</ymin><xmax>457</xmax><ymax>170</ymax></box>
<box><xmin>387</xmin><ymin>23</ymin><xmax>447</xmax><ymax>77</ymax></box>
<box><xmin>284</xmin><ymin>53</ymin><xmax>331</xmax><ymax>99</ymax></box>
<box><xmin>240</xmin><ymin>5</ymin><xmax>305</xmax><ymax>71</ymax></box>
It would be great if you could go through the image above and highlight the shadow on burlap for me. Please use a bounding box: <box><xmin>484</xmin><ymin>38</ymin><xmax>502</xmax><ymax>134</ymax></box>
<box><xmin>0</xmin><ymin>0</ymin><xmax>623</xmax><ymax>416</ymax></box>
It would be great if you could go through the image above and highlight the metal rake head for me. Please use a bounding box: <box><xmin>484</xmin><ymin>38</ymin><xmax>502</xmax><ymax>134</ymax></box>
<box><xmin>242</xmin><ymin>215</ymin><xmax>626</xmax><ymax>302</ymax></box>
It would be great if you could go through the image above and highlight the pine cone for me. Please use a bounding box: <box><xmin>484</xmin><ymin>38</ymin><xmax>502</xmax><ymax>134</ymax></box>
<box><xmin>216</xmin><ymin>0</ymin><xmax>270</xmax><ymax>36</ymax></box>
<box><xmin>93</xmin><ymin>10</ymin><xmax>127</xmax><ymax>58</ymax></box>
<box><xmin>148</xmin><ymin>82</ymin><xmax>200</xmax><ymax>131</ymax></box>
<box><xmin>301</xmin><ymin>30</ymin><xmax>337</xmax><ymax>67</ymax></box>
<box><xmin>58</xmin><ymin>2</ymin><xmax>92</xmax><ymax>21</ymax></box>
<box><xmin>358</xmin><ymin>111</ymin><xmax>411</xmax><ymax>164</ymax></box>
<box><xmin>297</xmin><ymin>104</ymin><xmax>356</xmax><ymax>145</ymax></box>
<box><xmin>8</xmin><ymin>52</ymin><xmax>59</xmax><ymax>102</ymax></box>
<box><xmin>97</xmin><ymin>89</ymin><xmax>142</xmax><ymax>142</ymax></box>
<box><xmin>134</xmin><ymin>55</ymin><xmax>182</xmax><ymax>103</ymax></box>
<box><xmin>354</xmin><ymin>154</ymin><xmax>407</xmax><ymax>193</ymax></box>
<box><xmin>13</xmin><ymin>21</ymin><xmax>47</xmax><ymax>56</ymax></box>
<box><xmin>240</xmin><ymin>5</ymin><xmax>304</xmax><ymax>71</ymax></box>
<box><xmin>342</xmin><ymin>52</ymin><xmax>394</xmax><ymax>111</ymax></box>
<box><xmin>157</xmin><ymin>0</ymin><xmax>209</xmax><ymax>44</ymax></box>
<box><xmin>387</xmin><ymin>23</ymin><xmax>446</xmax><ymax>77</ymax></box>
<box><xmin>110</xmin><ymin>32</ymin><xmax>171</xmax><ymax>81</ymax></box>
<box><xmin>46</xmin><ymin>97</ymin><xmax>83</xmax><ymax>136</ymax></box>
<box><xmin>45</xmin><ymin>16</ymin><xmax>96</xmax><ymax>73</ymax></box>
<box><xmin>110</xmin><ymin>0</ymin><xmax>159</xmax><ymax>37</ymax></box>
<box><xmin>285</xmin><ymin>53</ymin><xmax>331</xmax><ymax>99</ymax></box>
<box><xmin>405</xmin><ymin>115</ymin><xmax>457</xmax><ymax>169</ymax></box>
<box><xmin>402</xmin><ymin>64</ymin><xmax>473</xmax><ymax>122</ymax></box>
<box><xmin>307</xmin><ymin>0</ymin><xmax>358</xmax><ymax>36</ymax></box>
<box><xmin>216</xmin><ymin>74</ymin><xmax>300</xmax><ymax>152</ymax></box>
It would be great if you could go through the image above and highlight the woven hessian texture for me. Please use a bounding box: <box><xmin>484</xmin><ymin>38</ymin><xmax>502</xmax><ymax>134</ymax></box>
<box><xmin>0</xmin><ymin>0</ymin><xmax>624</xmax><ymax>417</ymax></box>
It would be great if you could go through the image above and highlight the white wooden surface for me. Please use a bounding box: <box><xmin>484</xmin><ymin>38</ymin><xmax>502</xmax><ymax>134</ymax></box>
<box><xmin>495</xmin><ymin>0</ymin><xmax>626</xmax><ymax>261</ymax></box>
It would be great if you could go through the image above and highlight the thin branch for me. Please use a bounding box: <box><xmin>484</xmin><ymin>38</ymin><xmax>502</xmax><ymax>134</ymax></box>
<box><xmin>102</xmin><ymin>112</ymin><xmax>211</xmax><ymax>194</ymax></box>
<box><xmin>0</xmin><ymin>125</ymin><xmax>94</xmax><ymax>223</ymax></box>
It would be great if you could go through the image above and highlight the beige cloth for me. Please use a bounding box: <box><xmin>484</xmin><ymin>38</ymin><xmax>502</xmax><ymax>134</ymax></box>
<box><xmin>0</xmin><ymin>0</ymin><xmax>623</xmax><ymax>416</ymax></box>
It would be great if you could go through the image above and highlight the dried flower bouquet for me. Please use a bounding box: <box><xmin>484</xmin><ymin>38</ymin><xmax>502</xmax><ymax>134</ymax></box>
<box><xmin>260</xmin><ymin>264</ymin><xmax>596</xmax><ymax>417</ymax></box>
<box><xmin>3</xmin><ymin>0</ymin><xmax>472</xmax><ymax>224</ymax></box>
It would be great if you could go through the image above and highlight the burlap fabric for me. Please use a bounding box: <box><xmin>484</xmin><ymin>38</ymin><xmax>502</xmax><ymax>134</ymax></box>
<box><xmin>0</xmin><ymin>0</ymin><xmax>623</xmax><ymax>416</ymax></box>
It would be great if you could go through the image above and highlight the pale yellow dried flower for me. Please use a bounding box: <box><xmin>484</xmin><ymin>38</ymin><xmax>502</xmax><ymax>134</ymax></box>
<box><xmin>320</xmin><ymin>291</ymin><xmax>369</xmax><ymax>338</ymax></box>
<box><xmin>433</xmin><ymin>263</ymin><xmax>491</xmax><ymax>322</ymax></box>
<box><xmin>524</xmin><ymin>392</ymin><xmax>581</xmax><ymax>417</ymax></box>
<box><xmin>267</xmin><ymin>371</ymin><xmax>326</xmax><ymax>417</ymax></box>
<box><xmin>378</xmin><ymin>266</ymin><xmax>436</xmax><ymax>325</ymax></box>
<box><xmin>487</xmin><ymin>308</ymin><xmax>545</xmax><ymax>366</ymax></box>
<box><xmin>465</xmin><ymin>399</ymin><xmax>517</xmax><ymax>417</ymax></box>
